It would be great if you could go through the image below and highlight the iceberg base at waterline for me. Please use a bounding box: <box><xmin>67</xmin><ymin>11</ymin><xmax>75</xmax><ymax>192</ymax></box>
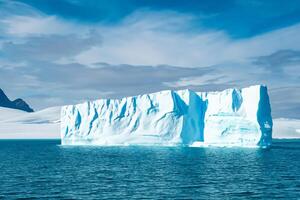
<box><xmin>61</xmin><ymin>85</ymin><xmax>273</xmax><ymax>147</ymax></box>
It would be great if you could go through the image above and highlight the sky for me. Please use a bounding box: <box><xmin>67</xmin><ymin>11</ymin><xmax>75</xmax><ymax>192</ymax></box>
<box><xmin>0</xmin><ymin>0</ymin><xmax>300</xmax><ymax>118</ymax></box>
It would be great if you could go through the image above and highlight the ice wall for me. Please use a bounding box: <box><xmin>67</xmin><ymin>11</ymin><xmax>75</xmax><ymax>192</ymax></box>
<box><xmin>61</xmin><ymin>85</ymin><xmax>272</xmax><ymax>147</ymax></box>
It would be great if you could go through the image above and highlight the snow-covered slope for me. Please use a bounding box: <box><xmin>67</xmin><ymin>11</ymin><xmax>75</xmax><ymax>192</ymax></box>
<box><xmin>0</xmin><ymin>107</ymin><xmax>60</xmax><ymax>139</ymax></box>
<box><xmin>61</xmin><ymin>85</ymin><xmax>273</xmax><ymax>147</ymax></box>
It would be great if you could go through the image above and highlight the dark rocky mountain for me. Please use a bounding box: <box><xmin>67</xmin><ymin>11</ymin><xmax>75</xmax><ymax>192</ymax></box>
<box><xmin>0</xmin><ymin>89</ymin><xmax>34</xmax><ymax>112</ymax></box>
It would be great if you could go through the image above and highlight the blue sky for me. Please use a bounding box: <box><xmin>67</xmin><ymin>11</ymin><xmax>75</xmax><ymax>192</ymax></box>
<box><xmin>0</xmin><ymin>0</ymin><xmax>300</xmax><ymax>118</ymax></box>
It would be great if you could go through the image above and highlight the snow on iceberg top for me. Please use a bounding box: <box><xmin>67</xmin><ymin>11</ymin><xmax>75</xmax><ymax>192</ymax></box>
<box><xmin>61</xmin><ymin>85</ymin><xmax>272</xmax><ymax>147</ymax></box>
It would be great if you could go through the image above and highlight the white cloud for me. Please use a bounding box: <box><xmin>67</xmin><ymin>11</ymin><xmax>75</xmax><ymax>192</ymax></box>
<box><xmin>225</xmin><ymin>24</ymin><xmax>300</xmax><ymax>61</ymax></box>
<box><xmin>70</xmin><ymin>11</ymin><xmax>300</xmax><ymax>67</ymax></box>
<box><xmin>0</xmin><ymin>0</ymin><xmax>42</xmax><ymax>17</ymax></box>
<box><xmin>0</xmin><ymin>0</ymin><xmax>88</xmax><ymax>37</ymax></box>
<box><xmin>71</xmin><ymin>11</ymin><xmax>230</xmax><ymax>67</ymax></box>
<box><xmin>0</xmin><ymin>59</ymin><xmax>27</xmax><ymax>69</ymax></box>
<box><xmin>163</xmin><ymin>74</ymin><xmax>231</xmax><ymax>87</ymax></box>
<box><xmin>1</xmin><ymin>15</ymin><xmax>86</xmax><ymax>36</ymax></box>
<box><xmin>2</xmin><ymin>7</ymin><xmax>300</xmax><ymax>67</ymax></box>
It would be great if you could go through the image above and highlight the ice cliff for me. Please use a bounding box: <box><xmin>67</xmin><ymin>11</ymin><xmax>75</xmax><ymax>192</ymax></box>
<box><xmin>61</xmin><ymin>85</ymin><xmax>273</xmax><ymax>147</ymax></box>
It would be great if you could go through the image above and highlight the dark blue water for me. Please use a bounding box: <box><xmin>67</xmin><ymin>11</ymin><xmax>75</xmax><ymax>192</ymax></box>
<box><xmin>0</xmin><ymin>140</ymin><xmax>299</xmax><ymax>199</ymax></box>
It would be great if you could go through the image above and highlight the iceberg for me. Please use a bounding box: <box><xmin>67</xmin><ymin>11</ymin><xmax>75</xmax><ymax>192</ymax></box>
<box><xmin>61</xmin><ymin>85</ymin><xmax>272</xmax><ymax>147</ymax></box>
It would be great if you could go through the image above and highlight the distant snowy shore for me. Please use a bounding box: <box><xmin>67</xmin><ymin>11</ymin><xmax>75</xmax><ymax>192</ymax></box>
<box><xmin>0</xmin><ymin>107</ymin><xmax>60</xmax><ymax>139</ymax></box>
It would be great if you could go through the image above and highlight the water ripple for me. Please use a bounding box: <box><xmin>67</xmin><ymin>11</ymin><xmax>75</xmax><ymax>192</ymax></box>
<box><xmin>0</xmin><ymin>140</ymin><xmax>299</xmax><ymax>199</ymax></box>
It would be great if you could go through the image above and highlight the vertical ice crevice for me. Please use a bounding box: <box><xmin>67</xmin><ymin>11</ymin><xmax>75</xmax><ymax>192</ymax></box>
<box><xmin>180</xmin><ymin>91</ymin><xmax>207</xmax><ymax>145</ymax></box>
<box><xmin>87</xmin><ymin>108</ymin><xmax>99</xmax><ymax>135</ymax></box>
<box><xmin>171</xmin><ymin>91</ymin><xmax>188</xmax><ymax>116</ymax></box>
<box><xmin>232</xmin><ymin>89</ymin><xmax>243</xmax><ymax>112</ymax></box>
<box><xmin>257</xmin><ymin>86</ymin><xmax>273</xmax><ymax>147</ymax></box>
<box><xmin>75</xmin><ymin>110</ymin><xmax>81</xmax><ymax>130</ymax></box>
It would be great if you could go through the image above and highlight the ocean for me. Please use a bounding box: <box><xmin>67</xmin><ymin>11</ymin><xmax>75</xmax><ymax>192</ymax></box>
<box><xmin>0</xmin><ymin>140</ymin><xmax>299</xmax><ymax>199</ymax></box>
